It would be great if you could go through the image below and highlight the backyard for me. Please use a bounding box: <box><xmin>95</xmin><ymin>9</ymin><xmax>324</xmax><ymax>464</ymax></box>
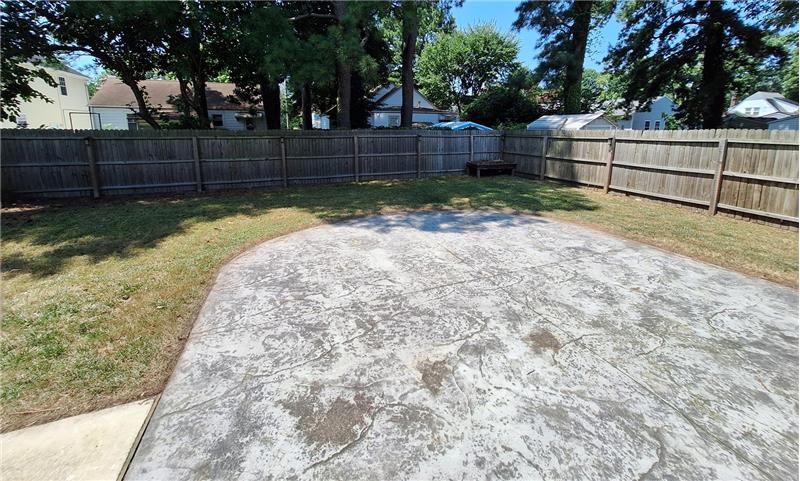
<box><xmin>1</xmin><ymin>176</ymin><xmax>797</xmax><ymax>432</ymax></box>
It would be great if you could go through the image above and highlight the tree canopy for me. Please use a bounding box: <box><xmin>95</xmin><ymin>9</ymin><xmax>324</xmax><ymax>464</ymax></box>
<box><xmin>416</xmin><ymin>24</ymin><xmax>519</xmax><ymax>114</ymax></box>
<box><xmin>606</xmin><ymin>0</ymin><xmax>794</xmax><ymax>128</ymax></box>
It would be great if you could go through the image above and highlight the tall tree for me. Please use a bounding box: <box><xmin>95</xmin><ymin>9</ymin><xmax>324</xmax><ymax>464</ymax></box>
<box><xmin>514</xmin><ymin>1</ymin><xmax>616</xmax><ymax>114</ymax></box>
<box><xmin>394</xmin><ymin>1</ymin><xmax>460</xmax><ymax>128</ymax></box>
<box><xmin>607</xmin><ymin>0</ymin><xmax>790</xmax><ymax>128</ymax></box>
<box><xmin>290</xmin><ymin>1</ymin><xmax>385</xmax><ymax>129</ymax></box>
<box><xmin>416</xmin><ymin>24</ymin><xmax>519</xmax><ymax>115</ymax></box>
<box><xmin>399</xmin><ymin>2</ymin><xmax>420</xmax><ymax>127</ymax></box>
<box><xmin>286</xmin><ymin>2</ymin><xmax>338</xmax><ymax>129</ymax></box>
<box><xmin>223</xmin><ymin>2</ymin><xmax>296</xmax><ymax>130</ymax></box>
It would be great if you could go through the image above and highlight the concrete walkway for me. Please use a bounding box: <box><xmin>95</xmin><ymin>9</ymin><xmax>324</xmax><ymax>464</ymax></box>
<box><xmin>126</xmin><ymin>212</ymin><xmax>798</xmax><ymax>481</ymax></box>
<box><xmin>2</xmin><ymin>398</ymin><xmax>155</xmax><ymax>481</ymax></box>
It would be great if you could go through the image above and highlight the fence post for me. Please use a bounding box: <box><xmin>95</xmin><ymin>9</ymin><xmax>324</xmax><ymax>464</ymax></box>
<box><xmin>469</xmin><ymin>133</ymin><xmax>474</xmax><ymax>163</ymax></box>
<box><xmin>280</xmin><ymin>136</ymin><xmax>288</xmax><ymax>187</ymax></box>
<box><xmin>499</xmin><ymin>132</ymin><xmax>505</xmax><ymax>162</ymax></box>
<box><xmin>709</xmin><ymin>138</ymin><xmax>729</xmax><ymax>215</ymax></box>
<box><xmin>603</xmin><ymin>136</ymin><xmax>616</xmax><ymax>193</ymax></box>
<box><xmin>416</xmin><ymin>134</ymin><xmax>422</xmax><ymax>178</ymax></box>
<box><xmin>539</xmin><ymin>136</ymin><xmax>548</xmax><ymax>180</ymax></box>
<box><xmin>84</xmin><ymin>137</ymin><xmax>100</xmax><ymax>198</ymax></box>
<box><xmin>353</xmin><ymin>134</ymin><xmax>360</xmax><ymax>182</ymax></box>
<box><xmin>191</xmin><ymin>136</ymin><xmax>202</xmax><ymax>192</ymax></box>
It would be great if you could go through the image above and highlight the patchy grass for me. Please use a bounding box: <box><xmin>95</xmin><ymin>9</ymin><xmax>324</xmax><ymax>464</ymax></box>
<box><xmin>1</xmin><ymin>176</ymin><xmax>796</xmax><ymax>431</ymax></box>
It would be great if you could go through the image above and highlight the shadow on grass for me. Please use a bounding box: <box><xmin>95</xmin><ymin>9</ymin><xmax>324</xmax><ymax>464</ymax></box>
<box><xmin>1</xmin><ymin>177</ymin><xmax>597</xmax><ymax>278</ymax></box>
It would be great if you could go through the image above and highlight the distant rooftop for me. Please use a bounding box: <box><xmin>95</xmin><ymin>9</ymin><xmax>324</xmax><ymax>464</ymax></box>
<box><xmin>528</xmin><ymin>113</ymin><xmax>615</xmax><ymax>130</ymax></box>
<box><xmin>90</xmin><ymin>77</ymin><xmax>258</xmax><ymax>111</ymax></box>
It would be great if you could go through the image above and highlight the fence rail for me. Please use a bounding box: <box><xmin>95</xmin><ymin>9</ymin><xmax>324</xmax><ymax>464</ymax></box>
<box><xmin>2</xmin><ymin>128</ymin><xmax>798</xmax><ymax>224</ymax></box>
<box><xmin>505</xmin><ymin>129</ymin><xmax>798</xmax><ymax>224</ymax></box>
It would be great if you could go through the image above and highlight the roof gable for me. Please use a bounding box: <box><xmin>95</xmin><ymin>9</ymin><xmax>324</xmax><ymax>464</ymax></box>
<box><xmin>371</xmin><ymin>84</ymin><xmax>439</xmax><ymax>110</ymax></box>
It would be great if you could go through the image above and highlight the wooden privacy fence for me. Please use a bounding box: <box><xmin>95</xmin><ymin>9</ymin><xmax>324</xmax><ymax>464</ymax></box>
<box><xmin>1</xmin><ymin>130</ymin><xmax>501</xmax><ymax>198</ymax></box>
<box><xmin>1</xmin><ymin>128</ymin><xmax>798</xmax><ymax>224</ymax></box>
<box><xmin>506</xmin><ymin>129</ymin><xmax>799</xmax><ymax>224</ymax></box>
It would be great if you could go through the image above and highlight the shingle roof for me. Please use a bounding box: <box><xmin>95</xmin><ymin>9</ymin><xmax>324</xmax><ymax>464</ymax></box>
<box><xmin>89</xmin><ymin>77</ymin><xmax>258</xmax><ymax>111</ymax></box>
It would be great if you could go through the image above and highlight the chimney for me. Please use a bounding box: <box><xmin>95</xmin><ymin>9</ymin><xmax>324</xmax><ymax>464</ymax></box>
<box><xmin>729</xmin><ymin>94</ymin><xmax>739</xmax><ymax>108</ymax></box>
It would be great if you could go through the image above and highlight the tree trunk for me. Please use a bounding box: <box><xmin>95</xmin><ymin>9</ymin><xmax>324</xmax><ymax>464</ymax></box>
<box><xmin>699</xmin><ymin>1</ymin><xmax>727</xmax><ymax>129</ymax></box>
<box><xmin>400</xmin><ymin>2</ymin><xmax>419</xmax><ymax>128</ymax></box>
<box><xmin>335</xmin><ymin>1</ymin><xmax>351</xmax><ymax>129</ymax></box>
<box><xmin>260</xmin><ymin>81</ymin><xmax>282</xmax><ymax>130</ymax></box>
<box><xmin>121</xmin><ymin>76</ymin><xmax>161</xmax><ymax>129</ymax></box>
<box><xmin>301</xmin><ymin>83</ymin><xmax>313</xmax><ymax>130</ymax></box>
<box><xmin>177</xmin><ymin>77</ymin><xmax>194</xmax><ymax>127</ymax></box>
<box><xmin>193</xmin><ymin>78</ymin><xmax>210</xmax><ymax>128</ymax></box>
<box><xmin>563</xmin><ymin>1</ymin><xmax>592</xmax><ymax>114</ymax></box>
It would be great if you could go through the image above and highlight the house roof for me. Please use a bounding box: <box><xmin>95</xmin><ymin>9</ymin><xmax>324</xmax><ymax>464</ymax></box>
<box><xmin>90</xmin><ymin>77</ymin><xmax>257</xmax><ymax>111</ymax></box>
<box><xmin>727</xmin><ymin>91</ymin><xmax>799</xmax><ymax>117</ymax></box>
<box><xmin>27</xmin><ymin>58</ymin><xmax>90</xmax><ymax>79</ymax></box>
<box><xmin>528</xmin><ymin>113</ymin><xmax>616</xmax><ymax>130</ymax></box>
<box><xmin>429</xmin><ymin>121</ymin><xmax>493</xmax><ymax>131</ymax></box>
<box><xmin>369</xmin><ymin>83</ymin><xmax>451</xmax><ymax>112</ymax></box>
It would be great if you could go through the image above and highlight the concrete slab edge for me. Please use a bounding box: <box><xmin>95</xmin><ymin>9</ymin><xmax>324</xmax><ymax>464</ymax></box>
<box><xmin>117</xmin><ymin>394</ymin><xmax>161</xmax><ymax>481</ymax></box>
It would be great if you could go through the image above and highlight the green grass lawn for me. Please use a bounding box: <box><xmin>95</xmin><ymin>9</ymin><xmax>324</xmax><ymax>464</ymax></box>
<box><xmin>1</xmin><ymin>176</ymin><xmax>796</xmax><ymax>431</ymax></box>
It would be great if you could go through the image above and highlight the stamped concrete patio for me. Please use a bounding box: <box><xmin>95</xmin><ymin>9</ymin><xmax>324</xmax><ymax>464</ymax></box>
<box><xmin>125</xmin><ymin>211</ymin><xmax>798</xmax><ymax>481</ymax></box>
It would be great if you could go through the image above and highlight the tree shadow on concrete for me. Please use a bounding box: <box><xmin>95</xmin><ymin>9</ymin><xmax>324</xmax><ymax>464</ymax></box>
<box><xmin>1</xmin><ymin>177</ymin><xmax>597</xmax><ymax>278</ymax></box>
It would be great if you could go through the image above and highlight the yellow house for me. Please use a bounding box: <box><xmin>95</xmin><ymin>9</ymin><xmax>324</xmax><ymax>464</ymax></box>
<box><xmin>1</xmin><ymin>63</ymin><xmax>93</xmax><ymax>130</ymax></box>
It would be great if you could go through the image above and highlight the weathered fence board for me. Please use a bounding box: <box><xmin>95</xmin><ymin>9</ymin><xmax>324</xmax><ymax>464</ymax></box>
<box><xmin>2</xmin><ymin>128</ymin><xmax>797</xmax><ymax>225</ymax></box>
<box><xmin>507</xmin><ymin>129</ymin><xmax>798</xmax><ymax>224</ymax></box>
<box><xmin>1</xmin><ymin>129</ymin><xmax>502</xmax><ymax>197</ymax></box>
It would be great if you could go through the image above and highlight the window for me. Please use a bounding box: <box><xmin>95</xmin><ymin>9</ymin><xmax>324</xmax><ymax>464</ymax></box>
<box><xmin>58</xmin><ymin>77</ymin><xmax>67</xmax><ymax>96</ymax></box>
<box><xmin>744</xmin><ymin>107</ymin><xmax>760</xmax><ymax>116</ymax></box>
<box><xmin>643</xmin><ymin>120</ymin><xmax>651</xmax><ymax>130</ymax></box>
<box><xmin>388</xmin><ymin>115</ymin><xmax>400</xmax><ymax>127</ymax></box>
<box><xmin>654</xmin><ymin>120</ymin><xmax>661</xmax><ymax>130</ymax></box>
<box><xmin>126</xmin><ymin>114</ymin><xmax>139</xmax><ymax>131</ymax></box>
<box><xmin>212</xmin><ymin>114</ymin><xmax>224</xmax><ymax>128</ymax></box>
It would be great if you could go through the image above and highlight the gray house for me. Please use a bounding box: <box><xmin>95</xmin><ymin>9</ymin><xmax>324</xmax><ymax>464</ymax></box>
<box><xmin>723</xmin><ymin>92</ymin><xmax>799</xmax><ymax>129</ymax></box>
<box><xmin>89</xmin><ymin>77</ymin><xmax>264</xmax><ymax>130</ymax></box>
<box><xmin>367</xmin><ymin>84</ymin><xmax>457</xmax><ymax>128</ymax></box>
<box><xmin>616</xmin><ymin>96</ymin><xmax>678</xmax><ymax>130</ymax></box>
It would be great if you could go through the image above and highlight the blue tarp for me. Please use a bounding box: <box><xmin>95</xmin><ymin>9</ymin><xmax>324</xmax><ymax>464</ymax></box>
<box><xmin>429</xmin><ymin>121</ymin><xmax>493</xmax><ymax>131</ymax></box>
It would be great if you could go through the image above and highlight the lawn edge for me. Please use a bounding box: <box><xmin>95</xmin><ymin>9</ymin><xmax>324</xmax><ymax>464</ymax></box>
<box><xmin>3</xmin><ymin>194</ymin><xmax>796</xmax><ymax>431</ymax></box>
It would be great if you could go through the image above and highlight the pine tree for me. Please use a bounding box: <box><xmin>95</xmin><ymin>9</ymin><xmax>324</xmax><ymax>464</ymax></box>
<box><xmin>514</xmin><ymin>0</ymin><xmax>615</xmax><ymax>114</ymax></box>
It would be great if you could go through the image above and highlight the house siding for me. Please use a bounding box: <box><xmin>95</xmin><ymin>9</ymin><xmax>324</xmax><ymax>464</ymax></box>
<box><xmin>90</xmin><ymin>107</ymin><xmax>130</xmax><ymax>130</ymax></box>
<box><xmin>618</xmin><ymin>97</ymin><xmax>676</xmax><ymax>130</ymax></box>
<box><xmin>1</xmin><ymin>66</ymin><xmax>92</xmax><ymax>130</ymax></box>
<box><xmin>768</xmin><ymin>117</ymin><xmax>799</xmax><ymax>130</ymax></box>
<box><xmin>91</xmin><ymin>106</ymin><xmax>262</xmax><ymax>130</ymax></box>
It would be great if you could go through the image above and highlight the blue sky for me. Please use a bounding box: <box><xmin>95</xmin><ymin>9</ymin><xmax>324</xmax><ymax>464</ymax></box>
<box><xmin>451</xmin><ymin>0</ymin><xmax>623</xmax><ymax>71</ymax></box>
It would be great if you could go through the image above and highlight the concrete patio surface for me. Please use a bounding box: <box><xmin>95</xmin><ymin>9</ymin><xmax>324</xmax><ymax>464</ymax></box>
<box><xmin>2</xmin><ymin>397</ymin><xmax>155</xmax><ymax>481</ymax></box>
<box><xmin>125</xmin><ymin>211</ymin><xmax>798</xmax><ymax>481</ymax></box>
